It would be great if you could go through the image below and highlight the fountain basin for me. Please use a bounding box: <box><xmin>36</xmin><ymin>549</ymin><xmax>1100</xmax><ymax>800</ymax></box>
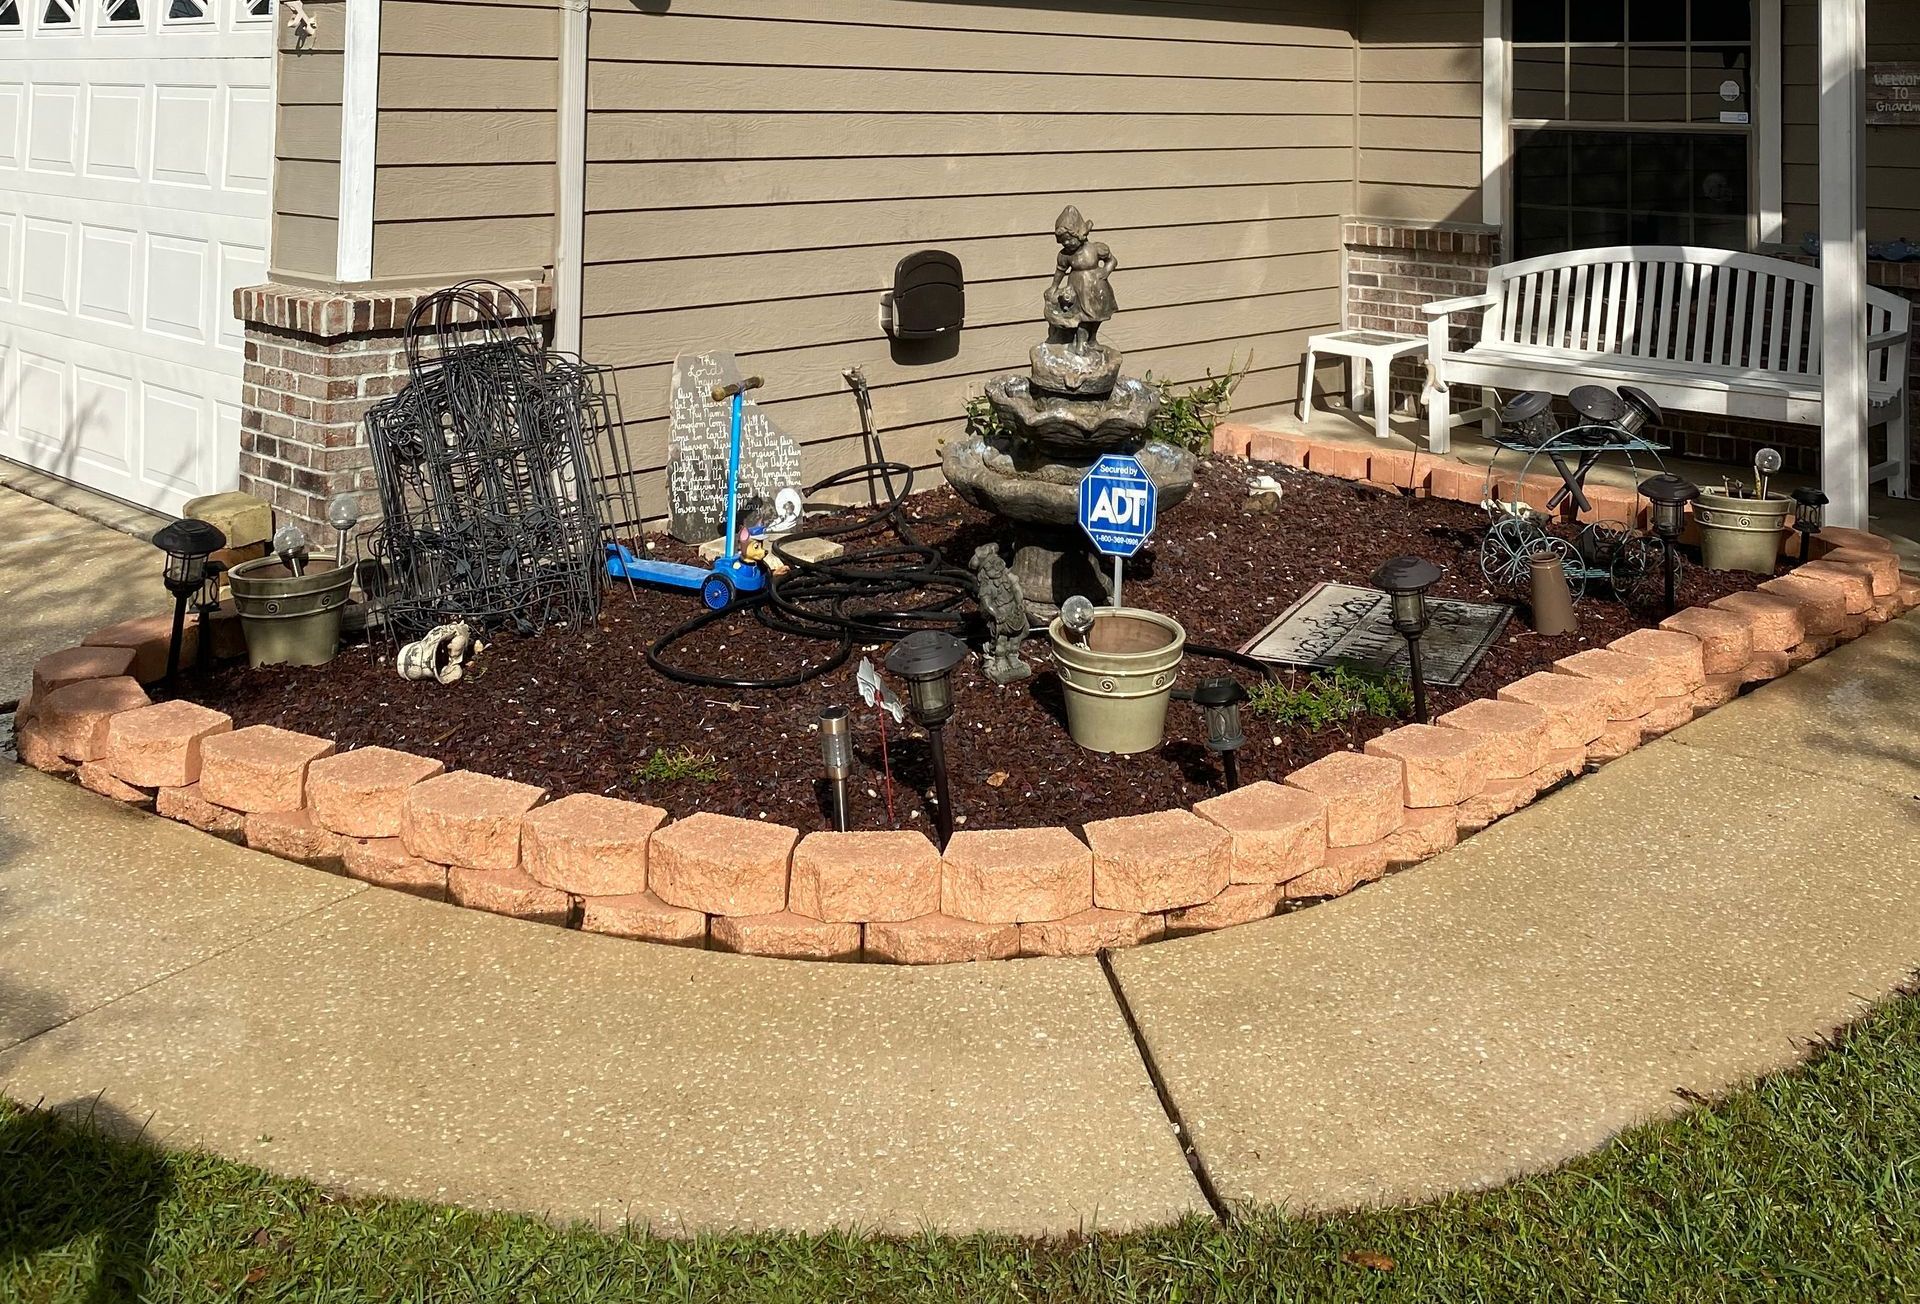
<box><xmin>984</xmin><ymin>374</ymin><xmax>1160</xmax><ymax>459</ymax></box>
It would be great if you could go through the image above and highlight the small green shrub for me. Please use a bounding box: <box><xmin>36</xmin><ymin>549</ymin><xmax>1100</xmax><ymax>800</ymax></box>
<box><xmin>1247</xmin><ymin>666</ymin><xmax>1413</xmax><ymax>732</ymax></box>
<box><xmin>1146</xmin><ymin>353</ymin><xmax>1251</xmax><ymax>452</ymax></box>
<box><xmin>635</xmin><ymin>747</ymin><xmax>727</xmax><ymax>785</ymax></box>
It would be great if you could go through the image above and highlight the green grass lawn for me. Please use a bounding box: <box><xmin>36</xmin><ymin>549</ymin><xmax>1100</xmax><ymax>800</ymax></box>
<box><xmin>7</xmin><ymin>984</ymin><xmax>1920</xmax><ymax>1303</ymax></box>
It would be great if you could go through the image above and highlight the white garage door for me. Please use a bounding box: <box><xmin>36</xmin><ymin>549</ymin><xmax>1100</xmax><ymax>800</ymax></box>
<box><xmin>0</xmin><ymin>0</ymin><xmax>274</xmax><ymax>516</ymax></box>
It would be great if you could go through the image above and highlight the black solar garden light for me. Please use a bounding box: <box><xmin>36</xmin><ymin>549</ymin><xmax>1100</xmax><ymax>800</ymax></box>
<box><xmin>153</xmin><ymin>517</ymin><xmax>227</xmax><ymax>683</ymax></box>
<box><xmin>1639</xmin><ymin>473</ymin><xmax>1700</xmax><ymax>616</ymax></box>
<box><xmin>1194</xmin><ymin>676</ymin><xmax>1249</xmax><ymax>791</ymax></box>
<box><xmin>886</xmin><ymin>631</ymin><xmax>969</xmax><ymax>849</ymax></box>
<box><xmin>194</xmin><ymin>559</ymin><xmax>228</xmax><ymax>674</ymax></box>
<box><xmin>1791</xmin><ymin>485</ymin><xmax>1829</xmax><ymax>564</ymax></box>
<box><xmin>1372</xmin><ymin>555</ymin><xmax>1442</xmax><ymax>725</ymax></box>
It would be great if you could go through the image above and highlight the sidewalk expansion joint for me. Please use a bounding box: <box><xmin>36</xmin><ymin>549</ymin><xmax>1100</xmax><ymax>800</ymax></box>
<box><xmin>1098</xmin><ymin>950</ymin><xmax>1231</xmax><ymax>1224</ymax></box>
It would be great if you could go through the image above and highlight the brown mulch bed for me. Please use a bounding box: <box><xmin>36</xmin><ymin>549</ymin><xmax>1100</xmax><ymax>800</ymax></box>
<box><xmin>184</xmin><ymin>458</ymin><xmax>1769</xmax><ymax>835</ymax></box>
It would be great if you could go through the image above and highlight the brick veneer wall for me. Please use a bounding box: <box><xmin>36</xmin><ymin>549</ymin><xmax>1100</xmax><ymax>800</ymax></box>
<box><xmin>234</xmin><ymin>280</ymin><xmax>552</xmax><ymax>543</ymax></box>
<box><xmin>1343</xmin><ymin>221</ymin><xmax>1503</xmax><ymax>413</ymax></box>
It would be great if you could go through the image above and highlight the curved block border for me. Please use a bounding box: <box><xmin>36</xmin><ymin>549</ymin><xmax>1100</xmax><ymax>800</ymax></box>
<box><xmin>13</xmin><ymin>433</ymin><xmax>1917</xmax><ymax>964</ymax></box>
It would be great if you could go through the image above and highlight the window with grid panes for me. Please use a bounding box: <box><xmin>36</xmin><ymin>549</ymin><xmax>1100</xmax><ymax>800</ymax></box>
<box><xmin>1511</xmin><ymin>0</ymin><xmax>1753</xmax><ymax>258</ymax></box>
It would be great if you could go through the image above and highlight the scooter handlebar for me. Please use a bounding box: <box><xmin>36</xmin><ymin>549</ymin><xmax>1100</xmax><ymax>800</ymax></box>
<box><xmin>710</xmin><ymin>376</ymin><xmax>765</xmax><ymax>402</ymax></box>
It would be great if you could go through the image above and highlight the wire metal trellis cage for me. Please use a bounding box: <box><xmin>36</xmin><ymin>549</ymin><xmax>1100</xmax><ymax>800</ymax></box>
<box><xmin>360</xmin><ymin>280</ymin><xmax>645</xmax><ymax>642</ymax></box>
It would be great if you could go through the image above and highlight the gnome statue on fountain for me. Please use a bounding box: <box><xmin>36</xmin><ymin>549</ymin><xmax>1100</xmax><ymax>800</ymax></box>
<box><xmin>943</xmin><ymin>206</ymin><xmax>1195</xmax><ymax>619</ymax></box>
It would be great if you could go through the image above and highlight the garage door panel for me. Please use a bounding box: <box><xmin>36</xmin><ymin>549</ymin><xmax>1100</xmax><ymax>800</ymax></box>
<box><xmin>0</xmin><ymin>84</ymin><xmax>23</xmax><ymax>169</ymax></box>
<box><xmin>1</xmin><ymin>11</ymin><xmax>269</xmax><ymax>513</ymax></box>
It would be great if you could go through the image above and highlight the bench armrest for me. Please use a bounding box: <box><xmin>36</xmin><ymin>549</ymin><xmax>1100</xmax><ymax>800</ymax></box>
<box><xmin>1422</xmin><ymin>293</ymin><xmax>1499</xmax><ymax>319</ymax></box>
<box><xmin>1868</xmin><ymin>328</ymin><xmax>1909</xmax><ymax>351</ymax></box>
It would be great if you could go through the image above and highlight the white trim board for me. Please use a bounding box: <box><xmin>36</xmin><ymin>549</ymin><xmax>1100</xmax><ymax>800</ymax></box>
<box><xmin>554</xmin><ymin>0</ymin><xmax>588</xmax><ymax>355</ymax></box>
<box><xmin>334</xmin><ymin>0</ymin><xmax>380</xmax><ymax>283</ymax></box>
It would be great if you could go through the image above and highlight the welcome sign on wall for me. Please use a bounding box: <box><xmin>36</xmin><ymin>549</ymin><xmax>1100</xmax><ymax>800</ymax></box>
<box><xmin>1869</xmin><ymin>63</ymin><xmax>1919</xmax><ymax>125</ymax></box>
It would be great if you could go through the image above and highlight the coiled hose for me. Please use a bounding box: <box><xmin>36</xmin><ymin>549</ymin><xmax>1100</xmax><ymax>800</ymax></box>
<box><xmin>642</xmin><ymin>443</ymin><xmax>1276</xmax><ymax>692</ymax></box>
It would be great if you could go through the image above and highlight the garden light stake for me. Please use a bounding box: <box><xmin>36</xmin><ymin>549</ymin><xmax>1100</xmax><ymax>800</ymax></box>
<box><xmin>153</xmin><ymin>517</ymin><xmax>227</xmax><ymax>684</ymax></box>
<box><xmin>1372</xmin><ymin>556</ymin><xmax>1441</xmax><ymax>724</ymax></box>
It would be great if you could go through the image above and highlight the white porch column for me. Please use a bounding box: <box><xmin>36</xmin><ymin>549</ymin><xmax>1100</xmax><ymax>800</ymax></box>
<box><xmin>1818</xmin><ymin>0</ymin><xmax>1870</xmax><ymax>528</ymax></box>
<box><xmin>553</xmin><ymin>0</ymin><xmax>589</xmax><ymax>356</ymax></box>
<box><xmin>334</xmin><ymin>0</ymin><xmax>381</xmax><ymax>283</ymax></box>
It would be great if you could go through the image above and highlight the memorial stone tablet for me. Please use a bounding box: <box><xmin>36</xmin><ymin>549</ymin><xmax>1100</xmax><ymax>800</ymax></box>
<box><xmin>1241</xmin><ymin>582</ymin><xmax>1511</xmax><ymax>687</ymax></box>
<box><xmin>666</xmin><ymin>351</ymin><xmax>803</xmax><ymax>543</ymax></box>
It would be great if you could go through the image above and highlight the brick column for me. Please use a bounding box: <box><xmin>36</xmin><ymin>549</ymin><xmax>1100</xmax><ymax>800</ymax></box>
<box><xmin>233</xmin><ymin>280</ymin><xmax>552</xmax><ymax>540</ymax></box>
<box><xmin>1342</xmin><ymin>221</ymin><xmax>1502</xmax><ymax>413</ymax></box>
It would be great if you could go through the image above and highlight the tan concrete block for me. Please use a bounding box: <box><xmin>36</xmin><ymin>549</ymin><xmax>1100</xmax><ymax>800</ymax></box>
<box><xmin>1165</xmin><ymin>884</ymin><xmax>1281</xmax><ymax>937</ymax></box>
<box><xmin>1248</xmin><ymin>428</ymin><xmax>1312</xmax><ymax>468</ymax></box>
<box><xmin>447</xmin><ymin>864</ymin><xmax>571</xmax><ymax>925</ymax></box>
<box><xmin>647</xmin><ymin>811</ymin><xmax>796</xmax><ymax>917</ymax></box>
<box><xmin>1367</xmin><ymin>448</ymin><xmax>1429</xmax><ymax>494</ymax></box>
<box><xmin>1752</xmin><ymin>576</ymin><xmax>1845</xmax><ymax>638</ymax></box>
<box><xmin>244</xmin><ymin>809</ymin><xmax>348</xmax><ymax>872</ymax></box>
<box><xmin>1742</xmin><ymin>649</ymin><xmax>1792</xmax><ymax>683</ymax></box>
<box><xmin>1658</xmin><ymin>606</ymin><xmax>1756</xmax><ymax>676</ymax></box>
<box><xmin>1495</xmin><ymin>671</ymin><xmax>1611</xmax><ymax>749</ymax></box>
<box><xmin>30</xmin><ymin>644</ymin><xmax>137</xmax><ymax>700</ymax></box>
<box><xmin>38</xmin><ymin>676</ymin><xmax>151</xmax><ymax>762</ymax></box>
<box><xmin>1639</xmin><ymin>695</ymin><xmax>1695</xmax><ymax>739</ymax></box>
<box><xmin>1427</xmin><ymin>460</ymin><xmax>1490</xmax><ymax>504</ymax></box>
<box><xmin>185</xmin><ymin>489</ymin><xmax>273</xmax><ymax>548</ymax></box>
<box><xmin>1821</xmin><ymin>546</ymin><xmax>1900</xmax><ymax>596</ymax></box>
<box><xmin>1191</xmin><ymin>781</ymin><xmax>1328</xmax><ymax>885</ymax></box>
<box><xmin>1809</xmin><ymin>526</ymin><xmax>1894</xmax><ymax>555</ymax></box>
<box><xmin>155</xmin><ymin>783</ymin><xmax>246</xmax><ymax>839</ymax></box>
<box><xmin>83</xmin><ymin>613</ymin><xmax>196</xmax><ymax>684</ymax></box>
<box><xmin>940</xmin><ymin>826</ymin><xmax>1093</xmax><ymax>924</ymax></box>
<box><xmin>1084</xmin><ymin>809</ymin><xmax>1231</xmax><ymax>912</ymax></box>
<box><xmin>709</xmin><ymin>911</ymin><xmax>861</xmax><ymax>961</ymax></box>
<box><xmin>1434</xmin><ymin>698</ymin><xmax>1551</xmax><ymax>780</ymax></box>
<box><xmin>104</xmin><ymin>699</ymin><xmax>232</xmax><ymax>789</ymax></box>
<box><xmin>11</xmin><ymin>715</ymin><xmax>72</xmax><ymax>775</ymax></box>
<box><xmin>1785</xmin><ymin>561</ymin><xmax>1874</xmax><ymax>613</ymax></box>
<box><xmin>1573</xmin><ymin>482</ymin><xmax>1646</xmax><ymax>529</ymax></box>
<box><xmin>1210</xmin><ymin>422</ymin><xmax>1254</xmax><ymax>459</ymax></box>
<box><xmin>1364</xmin><ymin>724</ymin><xmax>1489</xmax><ymax>807</ymax></box>
<box><xmin>1017</xmin><ymin>907</ymin><xmax>1162</xmax><ymax>957</ymax></box>
<box><xmin>863</xmin><ymin>913</ymin><xmax>1020</xmax><ymax>965</ymax></box>
<box><xmin>1306</xmin><ymin>442</ymin><xmax>1369</xmax><ymax>481</ymax></box>
<box><xmin>1455</xmin><ymin>777</ymin><xmax>1535</xmax><ymax>832</ymax></box>
<box><xmin>1893</xmin><ymin>577</ymin><xmax>1920</xmax><ymax>615</ymax></box>
<box><xmin>1835</xmin><ymin>612</ymin><xmax>1869</xmax><ymax>641</ymax></box>
<box><xmin>1690</xmin><ymin>672</ymin><xmax>1746</xmax><ymax>714</ymax></box>
<box><xmin>1284</xmin><ymin>841</ymin><xmax>1390</xmax><ymax>898</ymax></box>
<box><xmin>1283</xmin><ymin>751</ymin><xmax>1406</xmax><ymax>846</ymax></box>
<box><xmin>1551</xmin><ymin>648</ymin><xmax>1661</xmax><ymax>721</ymax></box>
<box><xmin>580</xmin><ymin>890</ymin><xmax>707</xmax><ymax>947</ymax></box>
<box><xmin>342</xmin><ymin>837</ymin><xmax>449</xmax><ymax>901</ymax></box>
<box><xmin>1383</xmin><ymin>805</ymin><xmax>1460</xmax><ymax>865</ymax></box>
<box><xmin>308</xmin><ymin>746</ymin><xmax>447</xmax><ymax>839</ymax></box>
<box><xmin>399</xmin><ymin>770</ymin><xmax>546</xmax><ymax>871</ymax></box>
<box><xmin>198</xmin><ymin>724</ymin><xmax>336</xmax><ymax>813</ymax></box>
<box><xmin>77</xmin><ymin>760</ymin><xmax>153</xmax><ymax>808</ymax></box>
<box><xmin>789</xmin><ymin>830</ymin><xmax>941</xmax><ymax>923</ymax></box>
<box><xmin>1606</xmin><ymin>628</ymin><xmax>1706</xmax><ymax>696</ymax></box>
<box><xmin>1586</xmin><ymin>718</ymin><xmax>1648</xmax><ymax>764</ymax></box>
<box><xmin>521</xmin><ymin>792</ymin><xmax>666</xmax><ymax>897</ymax></box>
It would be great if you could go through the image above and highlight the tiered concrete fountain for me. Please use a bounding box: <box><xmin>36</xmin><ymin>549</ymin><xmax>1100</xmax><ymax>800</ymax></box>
<box><xmin>943</xmin><ymin>206</ymin><xmax>1195</xmax><ymax>618</ymax></box>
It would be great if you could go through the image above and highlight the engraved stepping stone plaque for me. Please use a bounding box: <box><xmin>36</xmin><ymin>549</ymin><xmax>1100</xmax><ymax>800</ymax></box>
<box><xmin>1241</xmin><ymin>582</ymin><xmax>1512</xmax><ymax>687</ymax></box>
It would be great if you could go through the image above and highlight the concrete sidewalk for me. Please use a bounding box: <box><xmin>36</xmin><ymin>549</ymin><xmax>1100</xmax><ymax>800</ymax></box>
<box><xmin>3</xmin><ymin>614</ymin><xmax>1919</xmax><ymax>1234</ymax></box>
<box><xmin>0</xmin><ymin>486</ymin><xmax>166</xmax><ymax>707</ymax></box>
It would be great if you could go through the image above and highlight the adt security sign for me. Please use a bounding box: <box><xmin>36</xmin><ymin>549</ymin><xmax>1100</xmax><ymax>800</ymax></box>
<box><xmin>1078</xmin><ymin>454</ymin><xmax>1157</xmax><ymax>558</ymax></box>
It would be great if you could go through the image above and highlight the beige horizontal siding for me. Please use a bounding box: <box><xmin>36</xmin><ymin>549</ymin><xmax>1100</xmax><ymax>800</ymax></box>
<box><xmin>369</xmin><ymin>0</ymin><xmax>561</xmax><ymax>281</ymax></box>
<box><xmin>1353</xmin><ymin>0</ymin><xmax>1483</xmax><ymax>224</ymax></box>
<box><xmin>271</xmin><ymin>1</ymin><xmax>345</xmax><ymax>280</ymax></box>
<box><xmin>582</xmin><ymin>0</ymin><xmax>1355</xmax><ymax>524</ymax></box>
<box><xmin>1782</xmin><ymin>0</ymin><xmax>1920</xmax><ymax>243</ymax></box>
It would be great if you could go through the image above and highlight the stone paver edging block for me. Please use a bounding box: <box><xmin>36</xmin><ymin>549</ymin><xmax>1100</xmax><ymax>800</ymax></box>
<box><xmin>12</xmin><ymin>431</ymin><xmax>1917</xmax><ymax>965</ymax></box>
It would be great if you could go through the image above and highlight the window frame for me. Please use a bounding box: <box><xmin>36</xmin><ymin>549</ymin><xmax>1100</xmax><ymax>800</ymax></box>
<box><xmin>1494</xmin><ymin>0</ymin><xmax>1783</xmax><ymax>255</ymax></box>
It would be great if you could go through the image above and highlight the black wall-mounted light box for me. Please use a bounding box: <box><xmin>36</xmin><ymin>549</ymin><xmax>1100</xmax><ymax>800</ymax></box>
<box><xmin>879</xmin><ymin>250</ymin><xmax>965</xmax><ymax>340</ymax></box>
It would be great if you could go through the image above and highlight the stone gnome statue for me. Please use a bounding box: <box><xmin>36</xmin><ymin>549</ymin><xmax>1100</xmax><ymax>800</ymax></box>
<box><xmin>970</xmin><ymin>544</ymin><xmax>1033</xmax><ymax>685</ymax></box>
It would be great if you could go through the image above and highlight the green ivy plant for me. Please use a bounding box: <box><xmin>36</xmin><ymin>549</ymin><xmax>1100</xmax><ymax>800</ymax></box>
<box><xmin>1247</xmin><ymin>666</ymin><xmax>1413</xmax><ymax>733</ymax></box>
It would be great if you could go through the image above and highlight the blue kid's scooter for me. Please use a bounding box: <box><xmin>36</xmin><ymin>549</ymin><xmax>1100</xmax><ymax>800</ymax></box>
<box><xmin>606</xmin><ymin>375</ymin><xmax>772</xmax><ymax>611</ymax></box>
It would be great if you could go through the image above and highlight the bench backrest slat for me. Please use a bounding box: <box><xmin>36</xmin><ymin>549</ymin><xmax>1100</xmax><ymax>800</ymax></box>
<box><xmin>1477</xmin><ymin>245</ymin><xmax>1909</xmax><ymax>382</ymax></box>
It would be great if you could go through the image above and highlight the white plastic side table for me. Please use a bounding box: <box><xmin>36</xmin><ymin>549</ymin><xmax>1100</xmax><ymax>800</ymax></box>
<box><xmin>1299</xmin><ymin>330</ymin><xmax>1430</xmax><ymax>441</ymax></box>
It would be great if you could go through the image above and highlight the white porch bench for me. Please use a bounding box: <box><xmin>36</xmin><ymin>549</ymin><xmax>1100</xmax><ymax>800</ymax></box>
<box><xmin>1421</xmin><ymin>246</ymin><xmax>1912</xmax><ymax>497</ymax></box>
